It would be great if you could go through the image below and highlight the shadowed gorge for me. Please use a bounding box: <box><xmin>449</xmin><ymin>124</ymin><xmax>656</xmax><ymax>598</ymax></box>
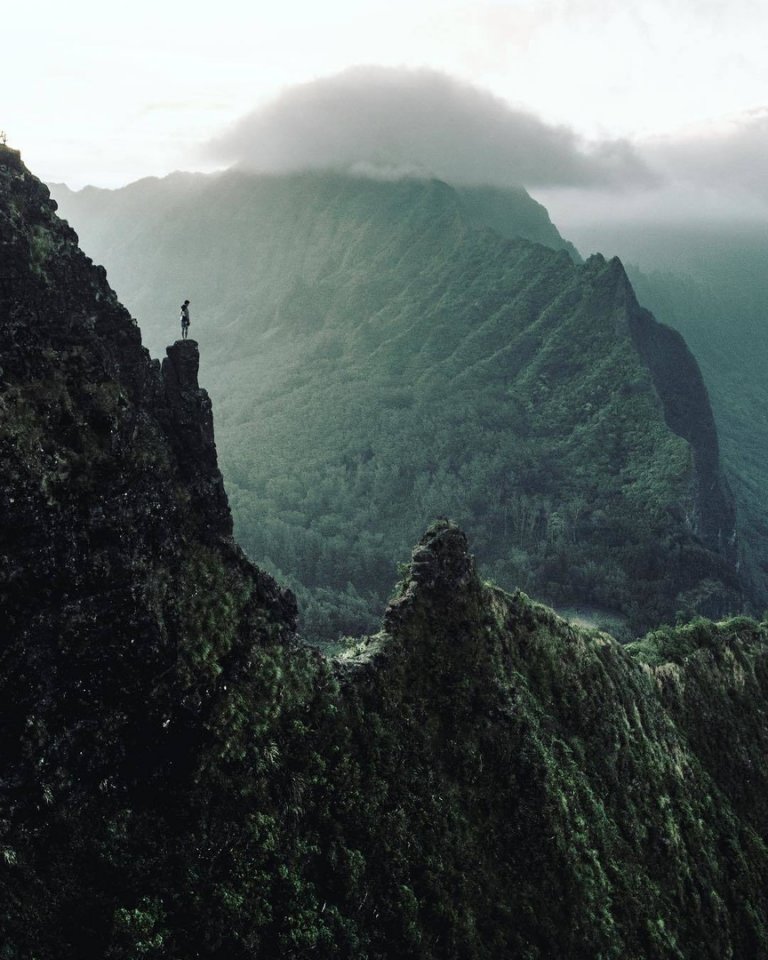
<box><xmin>3</xmin><ymin>147</ymin><xmax>768</xmax><ymax>958</ymax></box>
<box><xmin>53</xmin><ymin>169</ymin><xmax>743</xmax><ymax>640</ymax></box>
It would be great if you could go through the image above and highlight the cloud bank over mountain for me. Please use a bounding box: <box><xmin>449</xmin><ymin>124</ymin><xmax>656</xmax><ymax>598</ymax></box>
<box><xmin>647</xmin><ymin>109</ymin><xmax>768</xmax><ymax>201</ymax></box>
<box><xmin>206</xmin><ymin>66</ymin><xmax>656</xmax><ymax>190</ymax></box>
<box><xmin>205</xmin><ymin>67</ymin><xmax>768</xmax><ymax>226</ymax></box>
<box><xmin>539</xmin><ymin>108</ymin><xmax>768</xmax><ymax>227</ymax></box>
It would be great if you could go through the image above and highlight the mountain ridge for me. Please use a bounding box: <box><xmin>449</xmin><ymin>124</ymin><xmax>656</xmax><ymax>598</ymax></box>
<box><xmin>4</xmin><ymin>145</ymin><xmax>768</xmax><ymax>957</ymax></box>
<box><xmin>49</xmin><ymin>166</ymin><xmax>746</xmax><ymax>639</ymax></box>
<box><xmin>563</xmin><ymin>218</ymin><xmax>768</xmax><ymax>609</ymax></box>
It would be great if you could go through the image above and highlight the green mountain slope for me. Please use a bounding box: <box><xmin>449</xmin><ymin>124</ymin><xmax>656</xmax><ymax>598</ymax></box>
<box><xmin>567</xmin><ymin>220</ymin><xmax>768</xmax><ymax>607</ymax></box>
<box><xmin>6</xmin><ymin>146</ymin><xmax>768</xmax><ymax>958</ymax></box>
<box><xmin>52</xmin><ymin>172</ymin><xmax>743</xmax><ymax>640</ymax></box>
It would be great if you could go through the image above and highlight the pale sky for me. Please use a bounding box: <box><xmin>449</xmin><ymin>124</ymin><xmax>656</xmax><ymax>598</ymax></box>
<box><xmin>6</xmin><ymin>0</ymin><xmax>768</xmax><ymax>190</ymax></box>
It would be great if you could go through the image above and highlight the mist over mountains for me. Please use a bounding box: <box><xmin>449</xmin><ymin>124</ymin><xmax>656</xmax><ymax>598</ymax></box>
<box><xmin>48</xmin><ymin>69</ymin><xmax>768</xmax><ymax>640</ymax></box>
<box><xmin>205</xmin><ymin>67</ymin><xmax>656</xmax><ymax>189</ymax></box>
<box><xmin>205</xmin><ymin>67</ymin><xmax>768</xmax><ymax>226</ymax></box>
<box><xmin>8</xmin><ymin>51</ymin><xmax>768</xmax><ymax>953</ymax></box>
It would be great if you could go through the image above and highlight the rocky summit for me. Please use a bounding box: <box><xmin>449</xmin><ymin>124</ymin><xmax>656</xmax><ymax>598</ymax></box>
<box><xmin>4</xmin><ymin>146</ymin><xmax>768</xmax><ymax>959</ymax></box>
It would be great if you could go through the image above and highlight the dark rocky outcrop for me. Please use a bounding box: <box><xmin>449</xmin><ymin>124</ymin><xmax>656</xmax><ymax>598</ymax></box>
<box><xmin>0</xmin><ymin>144</ymin><xmax>296</xmax><ymax>801</ymax></box>
<box><xmin>161</xmin><ymin>339</ymin><xmax>232</xmax><ymax>540</ymax></box>
<box><xmin>335</xmin><ymin>522</ymin><xmax>768</xmax><ymax>960</ymax></box>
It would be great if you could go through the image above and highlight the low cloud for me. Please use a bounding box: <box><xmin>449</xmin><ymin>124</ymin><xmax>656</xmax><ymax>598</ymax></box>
<box><xmin>205</xmin><ymin>68</ymin><xmax>768</xmax><ymax>226</ymax></box>
<box><xmin>645</xmin><ymin>109</ymin><xmax>768</xmax><ymax>203</ymax></box>
<box><xmin>206</xmin><ymin>66</ymin><xmax>656</xmax><ymax>190</ymax></box>
<box><xmin>538</xmin><ymin>109</ymin><xmax>768</xmax><ymax>228</ymax></box>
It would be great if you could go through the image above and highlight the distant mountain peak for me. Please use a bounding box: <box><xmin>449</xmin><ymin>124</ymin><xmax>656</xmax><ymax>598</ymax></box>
<box><xmin>48</xmin><ymin>162</ymin><xmax>745</xmax><ymax>637</ymax></box>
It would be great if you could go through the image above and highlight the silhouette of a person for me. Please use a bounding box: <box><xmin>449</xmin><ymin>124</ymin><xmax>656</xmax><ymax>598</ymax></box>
<box><xmin>180</xmin><ymin>300</ymin><xmax>190</xmax><ymax>340</ymax></box>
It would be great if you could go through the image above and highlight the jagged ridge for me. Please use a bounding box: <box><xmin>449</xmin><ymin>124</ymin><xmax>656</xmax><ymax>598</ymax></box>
<box><xmin>3</xmin><ymin>149</ymin><xmax>768</xmax><ymax>958</ymax></box>
<box><xmin>586</xmin><ymin>253</ymin><xmax>736</xmax><ymax>555</ymax></box>
<box><xmin>51</xmin><ymin>169</ymin><xmax>744</xmax><ymax>637</ymax></box>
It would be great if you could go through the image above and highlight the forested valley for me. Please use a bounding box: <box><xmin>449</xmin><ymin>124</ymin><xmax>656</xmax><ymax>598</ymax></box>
<box><xmin>52</xmin><ymin>173</ymin><xmax>750</xmax><ymax>643</ymax></box>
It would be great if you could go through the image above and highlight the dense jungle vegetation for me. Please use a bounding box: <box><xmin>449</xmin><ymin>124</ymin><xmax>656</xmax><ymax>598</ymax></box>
<box><xmin>568</xmin><ymin>220</ymin><xmax>768</xmax><ymax>607</ymax></box>
<box><xmin>52</xmin><ymin>173</ymin><xmax>744</xmax><ymax>642</ymax></box>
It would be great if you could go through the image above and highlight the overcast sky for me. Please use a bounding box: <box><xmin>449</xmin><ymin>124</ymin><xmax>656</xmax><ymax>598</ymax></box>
<box><xmin>6</xmin><ymin>0</ymin><xmax>768</xmax><ymax>222</ymax></box>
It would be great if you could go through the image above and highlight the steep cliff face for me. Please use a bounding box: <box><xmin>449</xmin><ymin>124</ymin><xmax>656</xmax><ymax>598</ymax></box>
<box><xmin>0</xmin><ymin>144</ymin><xmax>295</xmax><ymax>799</ymax></box>
<box><xmin>50</xmin><ymin>170</ymin><xmax>745</xmax><ymax>638</ymax></box>
<box><xmin>4</xmin><ymin>149</ymin><xmax>768</xmax><ymax>959</ymax></box>
<box><xmin>584</xmin><ymin>253</ymin><xmax>736</xmax><ymax>556</ymax></box>
<box><xmin>555</xmin><ymin>216</ymin><xmax>768</xmax><ymax>615</ymax></box>
<box><xmin>455</xmin><ymin>183</ymin><xmax>582</xmax><ymax>259</ymax></box>
<box><xmin>160</xmin><ymin>339</ymin><xmax>233</xmax><ymax>539</ymax></box>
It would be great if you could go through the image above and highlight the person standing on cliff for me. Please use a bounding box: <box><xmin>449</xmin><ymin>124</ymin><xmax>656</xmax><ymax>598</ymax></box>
<box><xmin>180</xmin><ymin>300</ymin><xmax>190</xmax><ymax>340</ymax></box>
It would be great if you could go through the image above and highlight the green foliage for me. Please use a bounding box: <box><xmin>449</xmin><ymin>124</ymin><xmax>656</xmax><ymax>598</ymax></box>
<box><xmin>4</xmin><ymin>518</ymin><xmax>768</xmax><ymax>958</ymax></box>
<box><xmin>627</xmin><ymin>614</ymin><xmax>767</xmax><ymax>667</ymax></box>
<box><xmin>568</xmin><ymin>221</ymin><xmax>768</xmax><ymax>610</ymax></box>
<box><xmin>109</xmin><ymin>898</ymin><xmax>167</xmax><ymax>957</ymax></box>
<box><xmin>6</xmin><ymin>151</ymin><xmax>768</xmax><ymax>959</ymax></box>
<box><xmin>52</xmin><ymin>173</ymin><xmax>743</xmax><ymax>642</ymax></box>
